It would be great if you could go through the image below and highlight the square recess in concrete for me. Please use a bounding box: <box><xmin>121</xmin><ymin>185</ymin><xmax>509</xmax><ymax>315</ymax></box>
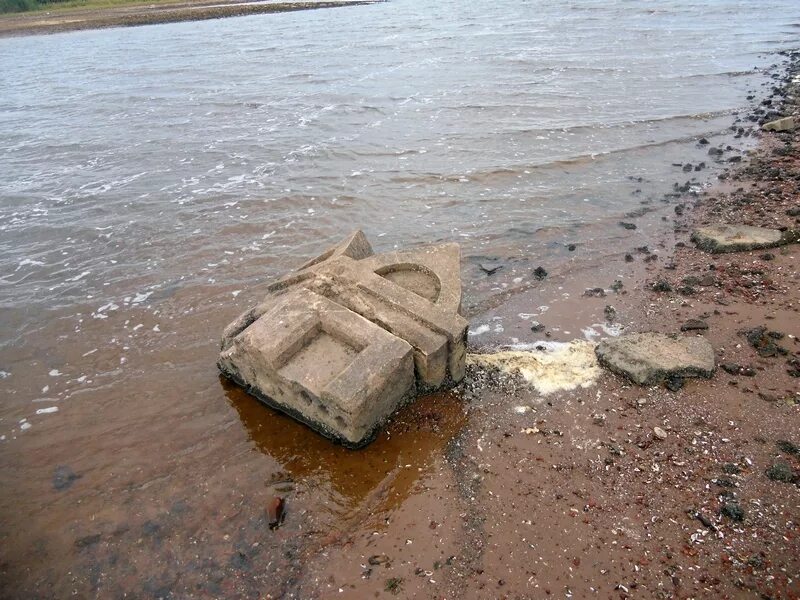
<box><xmin>278</xmin><ymin>327</ymin><xmax>361</xmax><ymax>397</ymax></box>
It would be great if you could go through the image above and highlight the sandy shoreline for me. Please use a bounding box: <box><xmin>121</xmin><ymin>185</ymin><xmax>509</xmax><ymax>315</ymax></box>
<box><xmin>285</xmin><ymin>52</ymin><xmax>800</xmax><ymax>598</ymax></box>
<box><xmin>0</xmin><ymin>0</ymin><xmax>375</xmax><ymax>38</ymax></box>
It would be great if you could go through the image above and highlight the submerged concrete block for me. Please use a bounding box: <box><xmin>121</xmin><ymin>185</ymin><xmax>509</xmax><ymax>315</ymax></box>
<box><xmin>219</xmin><ymin>231</ymin><xmax>468</xmax><ymax>447</ymax></box>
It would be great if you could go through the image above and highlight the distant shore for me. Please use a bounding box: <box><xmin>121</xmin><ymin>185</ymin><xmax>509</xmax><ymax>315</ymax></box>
<box><xmin>0</xmin><ymin>0</ymin><xmax>375</xmax><ymax>38</ymax></box>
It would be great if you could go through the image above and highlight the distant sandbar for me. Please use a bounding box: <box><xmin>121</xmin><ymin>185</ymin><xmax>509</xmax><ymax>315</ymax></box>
<box><xmin>0</xmin><ymin>0</ymin><xmax>375</xmax><ymax>38</ymax></box>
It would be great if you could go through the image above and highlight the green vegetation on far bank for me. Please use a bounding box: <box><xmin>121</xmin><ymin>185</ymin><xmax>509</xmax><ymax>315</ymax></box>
<box><xmin>1</xmin><ymin>0</ymin><xmax>183</xmax><ymax>14</ymax></box>
<box><xmin>1</xmin><ymin>0</ymin><xmax>40</xmax><ymax>13</ymax></box>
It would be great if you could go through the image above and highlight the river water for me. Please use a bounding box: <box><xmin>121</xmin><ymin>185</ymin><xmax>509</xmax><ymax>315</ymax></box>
<box><xmin>0</xmin><ymin>0</ymin><xmax>798</xmax><ymax>596</ymax></box>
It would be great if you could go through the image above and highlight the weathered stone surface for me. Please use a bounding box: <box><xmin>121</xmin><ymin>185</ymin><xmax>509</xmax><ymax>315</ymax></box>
<box><xmin>219</xmin><ymin>231</ymin><xmax>468</xmax><ymax>447</ymax></box>
<box><xmin>690</xmin><ymin>224</ymin><xmax>785</xmax><ymax>253</ymax></box>
<box><xmin>762</xmin><ymin>116</ymin><xmax>796</xmax><ymax>132</ymax></box>
<box><xmin>595</xmin><ymin>332</ymin><xmax>715</xmax><ymax>386</ymax></box>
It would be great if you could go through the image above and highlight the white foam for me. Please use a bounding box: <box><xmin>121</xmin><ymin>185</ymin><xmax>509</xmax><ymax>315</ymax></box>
<box><xmin>582</xmin><ymin>322</ymin><xmax>624</xmax><ymax>340</ymax></box>
<box><xmin>467</xmin><ymin>340</ymin><xmax>601</xmax><ymax>395</ymax></box>
<box><xmin>65</xmin><ymin>270</ymin><xmax>90</xmax><ymax>282</ymax></box>
<box><xmin>469</xmin><ymin>324</ymin><xmax>491</xmax><ymax>336</ymax></box>
<box><xmin>131</xmin><ymin>291</ymin><xmax>152</xmax><ymax>304</ymax></box>
<box><xmin>15</xmin><ymin>258</ymin><xmax>44</xmax><ymax>271</ymax></box>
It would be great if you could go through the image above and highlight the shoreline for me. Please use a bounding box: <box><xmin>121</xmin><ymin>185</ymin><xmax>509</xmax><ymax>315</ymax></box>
<box><xmin>0</xmin><ymin>35</ymin><xmax>798</xmax><ymax>600</ymax></box>
<box><xmin>0</xmin><ymin>0</ymin><xmax>375</xmax><ymax>38</ymax></box>
<box><xmin>289</xmin><ymin>52</ymin><xmax>800</xmax><ymax>597</ymax></box>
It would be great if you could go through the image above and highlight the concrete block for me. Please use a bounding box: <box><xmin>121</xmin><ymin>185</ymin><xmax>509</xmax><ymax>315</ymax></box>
<box><xmin>762</xmin><ymin>116</ymin><xmax>796</xmax><ymax>132</ymax></box>
<box><xmin>219</xmin><ymin>231</ymin><xmax>468</xmax><ymax>446</ymax></box>
<box><xmin>690</xmin><ymin>224</ymin><xmax>789</xmax><ymax>253</ymax></box>
<box><xmin>219</xmin><ymin>289</ymin><xmax>415</xmax><ymax>448</ymax></box>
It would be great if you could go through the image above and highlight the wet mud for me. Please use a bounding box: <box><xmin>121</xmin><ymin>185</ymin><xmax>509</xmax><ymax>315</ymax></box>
<box><xmin>1</xmin><ymin>16</ymin><xmax>799</xmax><ymax>600</ymax></box>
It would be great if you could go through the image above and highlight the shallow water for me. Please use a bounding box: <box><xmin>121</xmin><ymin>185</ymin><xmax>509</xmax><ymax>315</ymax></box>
<box><xmin>0</xmin><ymin>0</ymin><xmax>799</xmax><ymax>596</ymax></box>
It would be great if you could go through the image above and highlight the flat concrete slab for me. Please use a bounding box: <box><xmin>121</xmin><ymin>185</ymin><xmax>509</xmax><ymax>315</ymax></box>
<box><xmin>595</xmin><ymin>332</ymin><xmax>715</xmax><ymax>386</ymax></box>
<box><xmin>691</xmin><ymin>224</ymin><xmax>784</xmax><ymax>254</ymax></box>
<box><xmin>762</xmin><ymin>116</ymin><xmax>796</xmax><ymax>132</ymax></box>
<box><xmin>219</xmin><ymin>231</ymin><xmax>468</xmax><ymax>447</ymax></box>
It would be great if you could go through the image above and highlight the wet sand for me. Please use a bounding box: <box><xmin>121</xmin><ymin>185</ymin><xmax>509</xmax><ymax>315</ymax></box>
<box><xmin>0</xmin><ymin>0</ymin><xmax>374</xmax><ymax>38</ymax></box>
<box><xmin>0</xmin><ymin>34</ymin><xmax>798</xmax><ymax>600</ymax></box>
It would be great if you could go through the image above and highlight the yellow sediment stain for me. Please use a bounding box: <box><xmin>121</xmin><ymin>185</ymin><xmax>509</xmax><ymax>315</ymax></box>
<box><xmin>466</xmin><ymin>340</ymin><xmax>600</xmax><ymax>395</ymax></box>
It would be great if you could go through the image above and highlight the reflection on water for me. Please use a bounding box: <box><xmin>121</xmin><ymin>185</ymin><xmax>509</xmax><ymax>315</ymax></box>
<box><xmin>224</xmin><ymin>377</ymin><xmax>467</xmax><ymax>516</ymax></box>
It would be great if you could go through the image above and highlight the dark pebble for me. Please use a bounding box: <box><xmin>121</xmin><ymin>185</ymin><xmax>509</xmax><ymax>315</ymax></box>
<box><xmin>720</xmin><ymin>363</ymin><xmax>754</xmax><ymax>376</ymax></box>
<box><xmin>267</xmin><ymin>496</ymin><xmax>285</xmax><ymax>529</ymax></box>
<box><xmin>650</xmin><ymin>280</ymin><xmax>672</xmax><ymax>292</ymax></box>
<box><xmin>765</xmin><ymin>460</ymin><xmax>795</xmax><ymax>483</ymax></box>
<box><xmin>721</xmin><ymin>502</ymin><xmax>745</xmax><ymax>522</ymax></box>
<box><xmin>142</xmin><ymin>520</ymin><xmax>162</xmax><ymax>537</ymax></box>
<box><xmin>776</xmin><ymin>440</ymin><xmax>800</xmax><ymax>457</ymax></box>
<box><xmin>618</xmin><ymin>221</ymin><xmax>637</xmax><ymax>230</ymax></box>
<box><xmin>479</xmin><ymin>263</ymin><xmax>502</xmax><ymax>276</ymax></box>
<box><xmin>698</xmin><ymin>274</ymin><xmax>716</xmax><ymax>286</ymax></box>
<box><xmin>665</xmin><ymin>376</ymin><xmax>684</xmax><ymax>391</ymax></box>
<box><xmin>680</xmin><ymin>319</ymin><xmax>708</xmax><ymax>331</ymax></box>
<box><xmin>75</xmin><ymin>534</ymin><xmax>101</xmax><ymax>549</ymax></box>
<box><xmin>604</xmin><ymin>305</ymin><xmax>616</xmax><ymax>322</ymax></box>
<box><xmin>52</xmin><ymin>465</ymin><xmax>81</xmax><ymax>491</ymax></box>
<box><xmin>583</xmin><ymin>287</ymin><xmax>606</xmax><ymax>298</ymax></box>
<box><xmin>533</xmin><ymin>266</ymin><xmax>548</xmax><ymax>280</ymax></box>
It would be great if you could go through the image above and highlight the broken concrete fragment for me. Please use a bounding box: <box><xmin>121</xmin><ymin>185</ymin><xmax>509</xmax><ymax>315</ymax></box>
<box><xmin>595</xmin><ymin>332</ymin><xmax>715</xmax><ymax>386</ymax></box>
<box><xmin>762</xmin><ymin>116</ymin><xmax>796</xmax><ymax>132</ymax></box>
<box><xmin>218</xmin><ymin>231</ymin><xmax>468</xmax><ymax>448</ymax></box>
<box><xmin>690</xmin><ymin>224</ymin><xmax>797</xmax><ymax>254</ymax></box>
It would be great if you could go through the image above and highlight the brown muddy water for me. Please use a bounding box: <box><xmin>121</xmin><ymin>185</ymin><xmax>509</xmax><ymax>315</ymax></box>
<box><xmin>1</xmin><ymin>1</ymin><xmax>799</xmax><ymax>597</ymax></box>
